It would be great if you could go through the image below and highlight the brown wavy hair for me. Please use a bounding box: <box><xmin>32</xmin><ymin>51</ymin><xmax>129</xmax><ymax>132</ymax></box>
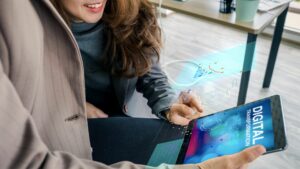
<box><xmin>50</xmin><ymin>0</ymin><xmax>162</xmax><ymax>77</ymax></box>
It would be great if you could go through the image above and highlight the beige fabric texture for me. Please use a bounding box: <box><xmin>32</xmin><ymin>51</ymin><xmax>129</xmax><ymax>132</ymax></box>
<box><xmin>0</xmin><ymin>0</ymin><xmax>199</xmax><ymax>169</ymax></box>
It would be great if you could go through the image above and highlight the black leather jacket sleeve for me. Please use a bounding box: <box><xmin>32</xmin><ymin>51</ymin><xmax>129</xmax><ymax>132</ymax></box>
<box><xmin>136</xmin><ymin>59</ymin><xmax>176</xmax><ymax>119</ymax></box>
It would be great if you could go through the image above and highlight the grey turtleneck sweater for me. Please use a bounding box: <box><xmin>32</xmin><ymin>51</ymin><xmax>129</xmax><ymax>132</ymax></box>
<box><xmin>71</xmin><ymin>22</ymin><xmax>122</xmax><ymax>116</ymax></box>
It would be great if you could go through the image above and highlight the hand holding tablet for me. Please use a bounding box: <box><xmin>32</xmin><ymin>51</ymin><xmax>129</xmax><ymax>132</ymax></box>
<box><xmin>176</xmin><ymin>95</ymin><xmax>287</xmax><ymax>164</ymax></box>
<box><xmin>197</xmin><ymin>145</ymin><xmax>266</xmax><ymax>169</ymax></box>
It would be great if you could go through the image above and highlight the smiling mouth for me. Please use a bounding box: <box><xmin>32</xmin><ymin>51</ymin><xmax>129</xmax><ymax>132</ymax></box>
<box><xmin>84</xmin><ymin>2</ymin><xmax>103</xmax><ymax>8</ymax></box>
<box><xmin>83</xmin><ymin>0</ymin><xmax>106</xmax><ymax>13</ymax></box>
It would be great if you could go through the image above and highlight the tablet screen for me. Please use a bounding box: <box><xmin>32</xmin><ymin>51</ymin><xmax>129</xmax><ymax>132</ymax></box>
<box><xmin>183</xmin><ymin>98</ymin><xmax>275</xmax><ymax>163</ymax></box>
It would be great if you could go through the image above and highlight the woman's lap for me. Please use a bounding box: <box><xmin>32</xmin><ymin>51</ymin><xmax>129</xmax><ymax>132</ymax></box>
<box><xmin>88</xmin><ymin>117</ymin><xmax>185</xmax><ymax>165</ymax></box>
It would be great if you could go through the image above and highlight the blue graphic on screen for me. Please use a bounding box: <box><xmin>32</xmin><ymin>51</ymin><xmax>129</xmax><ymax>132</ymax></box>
<box><xmin>183</xmin><ymin>98</ymin><xmax>274</xmax><ymax>164</ymax></box>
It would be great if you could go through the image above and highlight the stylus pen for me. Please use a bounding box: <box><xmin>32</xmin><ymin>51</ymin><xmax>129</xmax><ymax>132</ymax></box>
<box><xmin>181</xmin><ymin>89</ymin><xmax>196</xmax><ymax>115</ymax></box>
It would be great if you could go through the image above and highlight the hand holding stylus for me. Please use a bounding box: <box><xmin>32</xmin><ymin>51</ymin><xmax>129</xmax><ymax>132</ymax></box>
<box><xmin>167</xmin><ymin>90</ymin><xmax>204</xmax><ymax>126</ymax></box>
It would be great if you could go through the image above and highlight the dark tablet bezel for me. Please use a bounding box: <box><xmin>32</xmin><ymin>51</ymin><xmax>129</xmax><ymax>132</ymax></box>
<box><xmin>176</xmin><ymin>95</ymin><xmax>287</xmax><ymax>164</ymax></box>
<box><xmin>266</xmin><ymin>95</ymin><xmax>287</xmax><ymax>153</ymax></box>
<box><xmin>176</xmin><ymin>118</ymin><xmax>195</xmax><ymax>164</ymax></box>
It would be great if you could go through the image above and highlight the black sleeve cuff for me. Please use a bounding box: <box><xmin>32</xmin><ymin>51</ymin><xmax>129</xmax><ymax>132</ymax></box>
<box><xmin>157</xmin><ymin>107</ymin><xmax>170</xmax><ymax>121</ymax></box>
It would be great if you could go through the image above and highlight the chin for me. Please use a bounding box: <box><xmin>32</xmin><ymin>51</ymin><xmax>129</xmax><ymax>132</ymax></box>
<box><xmin>82</xmin><ymin>15</ymin><xmax>103</xmax><ymax>23</ymax></box>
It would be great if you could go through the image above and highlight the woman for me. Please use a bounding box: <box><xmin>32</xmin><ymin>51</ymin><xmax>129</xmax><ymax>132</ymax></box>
<box><xmin>50</xmin><ymin>0</ymin><xmax>203</xmax><ymax>126</ymax></box>
<box><xmin>0</xmin><ymin>0</ymin><xmax>265</xmax><ymax>169</ymax></box>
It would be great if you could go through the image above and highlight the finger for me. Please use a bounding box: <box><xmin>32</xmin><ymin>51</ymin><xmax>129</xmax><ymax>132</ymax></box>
<box><xmin>188</xmin><ymin>111</ymin><xmax>203</xmax><ymax>120</ymax></box>
<box><xmin>168</xmin><ymin>112</ymin><xmax>190</xmax><ymax>126</ymax></box>
<box><xmin>171</xmin><ymin>103</ymin><xmax>195</xmax><ymax>117</ymax></box>
<box><xmin>87</xmin><ymin>111</ymin><xmax>98</xmax><ymax>119</ymax></box>
<box><xmin>231</xmin><ymin>145</ymin><xmax>266</xmax><ymax>167</ymax></box>
<box><xmin>95</xmin><ymin>110</ymin><xmax>108</xmax><ymax>118</ymax></box>
<box><xmin>187</xmin><ymin>95</ymin><xmax>204</xmax><ymax>113</ymax></box>
<box><xmin>179</xmin><ymin>92</ymin><xmax>204</xmax><ymax>113</ymax></box>
<box><xmin>238</xmin><ymin>164</ymin><xmax>249</xmax><ymax>169</ymax></box>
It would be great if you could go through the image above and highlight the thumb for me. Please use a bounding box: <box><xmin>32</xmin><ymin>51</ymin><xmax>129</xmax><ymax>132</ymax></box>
<box><xmin>95</xmin><ymin>110</ymin><xmax>108</xmax><ymax>118</ymax></box>
<box><xmin>231</xmin><ymin>145</ymin><xmax>266</xmax><ymax>167</ymax></box>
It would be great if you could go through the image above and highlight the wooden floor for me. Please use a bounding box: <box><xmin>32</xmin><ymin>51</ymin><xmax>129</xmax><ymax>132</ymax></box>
<box><xmin>128</xmin><ymin>11</ymin><xmax>300</xmax><ymax>168</ymax></box>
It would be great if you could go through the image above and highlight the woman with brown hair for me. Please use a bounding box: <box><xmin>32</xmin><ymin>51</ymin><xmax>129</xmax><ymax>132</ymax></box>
<box><xmin>50</xmin><ymin>0</ymin><xmax>204</xmax><ymax>125</ymax></box>
<box><xmin>0</xmin><ymin>0</ymin><xmax>266</xmax><ymax>168</ymax></box>
<box><xmin>49</xmin><ymin>0</ymin><xmax>207</xmax><ymax>163</ymax></box>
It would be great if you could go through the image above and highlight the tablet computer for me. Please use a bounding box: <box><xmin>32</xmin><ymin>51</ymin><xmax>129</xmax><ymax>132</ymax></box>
<box><xmin>176</xmin><ymin>95</ymin><xmax>287</xmax><ymax>164</ymax></box>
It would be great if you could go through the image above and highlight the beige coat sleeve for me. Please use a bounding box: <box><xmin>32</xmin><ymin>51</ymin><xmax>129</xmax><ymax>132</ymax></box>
<box><xmin>0</xmin><ymin>32</ymin><xmax>198</xmax><ymax>169</ymax></box>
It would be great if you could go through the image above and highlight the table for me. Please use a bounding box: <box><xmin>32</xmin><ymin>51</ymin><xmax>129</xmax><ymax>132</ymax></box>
<box><xmin>150</xmin><ymin>0</ymin><xmax>290</xmax><ymax>105</ymax></box>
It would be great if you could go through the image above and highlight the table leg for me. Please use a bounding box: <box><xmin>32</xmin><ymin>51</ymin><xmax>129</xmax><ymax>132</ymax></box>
<box><xmin>237</xmin><ymin>33</ymin><xmax>257</xmax><ymax>105</ymax></box>
<box><xmin>263</xmin><ymin>6</ymin><xmax>289</xmax><ymax>88</ymax></box>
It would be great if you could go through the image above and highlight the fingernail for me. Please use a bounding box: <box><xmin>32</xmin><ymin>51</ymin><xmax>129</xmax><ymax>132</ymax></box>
<box><xmin>255</xmin><ymin>145</ymin><xmax>266</xmax><ymax>156</ymax></box>
<box><xmin>191</xmin><ymin>109</ymin><xmax>196</xmax><ymax>115</ymax></box>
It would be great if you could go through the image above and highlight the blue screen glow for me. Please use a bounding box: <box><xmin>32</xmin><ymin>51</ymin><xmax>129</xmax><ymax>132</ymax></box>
<box><xmin>183</xmin><ymin>98</ymin><xmax>274</xmax><ymax>164</ymax></box>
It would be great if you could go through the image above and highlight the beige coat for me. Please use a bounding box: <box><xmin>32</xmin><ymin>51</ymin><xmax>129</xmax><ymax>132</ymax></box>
<box><xmin>0</xmin><ymin>0</ymin><xmax>197</xmax><ymax>168</ymax></box>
